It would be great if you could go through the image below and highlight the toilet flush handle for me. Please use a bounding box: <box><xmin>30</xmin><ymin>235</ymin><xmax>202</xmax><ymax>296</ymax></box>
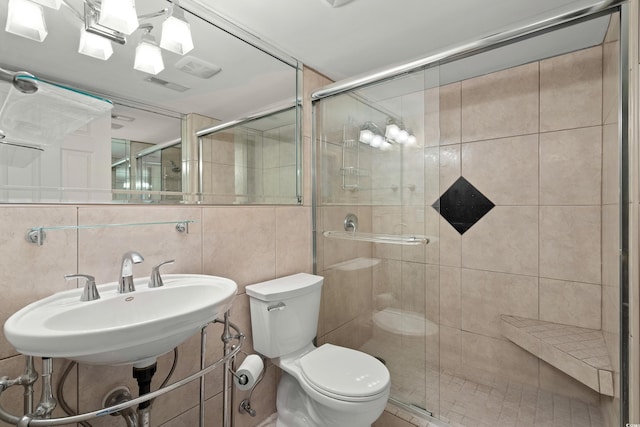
<box><xmin>267</xmin><ymin>302</ymin><xmax>286</xmax><ymax>312</ymax></box>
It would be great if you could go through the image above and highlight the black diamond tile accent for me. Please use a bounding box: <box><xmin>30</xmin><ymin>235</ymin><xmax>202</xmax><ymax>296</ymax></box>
<box><xmin>433</xmin><ymin>176</ymin><xmax>494</xmax><ymax>235</ymax></box>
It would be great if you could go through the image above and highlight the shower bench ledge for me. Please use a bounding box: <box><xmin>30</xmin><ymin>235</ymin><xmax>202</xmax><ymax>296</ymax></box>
<box><xmin>500</xmin><ymin>314</ymin><xmax>614</xmax><ymax>396</ymax></box>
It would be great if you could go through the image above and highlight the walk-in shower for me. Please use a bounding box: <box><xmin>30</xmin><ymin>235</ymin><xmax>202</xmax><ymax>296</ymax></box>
<box><xmin>313</xmin><ymin>3</ymin><xmax>628</xmax><ymax>426</ymax></box>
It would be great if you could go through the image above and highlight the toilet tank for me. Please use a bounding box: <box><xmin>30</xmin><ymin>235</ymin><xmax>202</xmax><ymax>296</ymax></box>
<box><xmin>245</xmin><ymin>273</ymin><xmax>323</xmax><ymax>358</ymax></box>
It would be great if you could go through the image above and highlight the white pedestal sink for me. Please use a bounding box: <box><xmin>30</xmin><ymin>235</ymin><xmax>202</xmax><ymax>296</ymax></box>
<box><xmin>4</xmin><ymin>274</ymin><xmax>237</xmax><ymax>367</ymax></box>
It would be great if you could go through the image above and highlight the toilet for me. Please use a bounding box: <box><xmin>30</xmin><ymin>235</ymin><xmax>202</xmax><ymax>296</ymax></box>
<box><xmin>246</xmin><ymin>273</ymin><xmax>390</xmax><ymax>427</ymax></box>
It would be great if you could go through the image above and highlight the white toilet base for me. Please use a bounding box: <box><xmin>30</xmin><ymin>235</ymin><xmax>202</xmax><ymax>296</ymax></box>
<box><xmin>275</xmin><ymin>372</ymin><xmax>383</xmax><ymax>427</ymax></box>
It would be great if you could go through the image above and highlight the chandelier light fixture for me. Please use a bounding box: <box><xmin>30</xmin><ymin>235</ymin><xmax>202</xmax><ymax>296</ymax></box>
<box><xmin>4</xmin><ymin>0</ymin><xmax>195</xmax><ymax>73</ymax></box>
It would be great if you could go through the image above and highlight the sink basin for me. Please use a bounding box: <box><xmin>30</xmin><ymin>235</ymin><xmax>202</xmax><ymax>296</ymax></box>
<box><xmin>4</xmin><ymin>274</ymin><xmax>237</xmax><ymax>367</ymax></box>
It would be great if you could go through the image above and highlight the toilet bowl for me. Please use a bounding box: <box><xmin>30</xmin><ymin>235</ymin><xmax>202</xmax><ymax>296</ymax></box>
<box><xmin>246</xmin><ymin>273</ymin><xmax>390</xmax><ymax>427</ymax></box>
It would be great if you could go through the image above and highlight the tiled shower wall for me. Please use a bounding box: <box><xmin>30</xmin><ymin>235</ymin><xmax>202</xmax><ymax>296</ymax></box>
<box><xmin>315</xmin><ymin>27</ymin><xmax>621</xmax><ymax>426</ymax></box>
<box><xmin>436</xmin><ymin>38</ymin><xmax>619</xmax><ymax>418</ymax></box>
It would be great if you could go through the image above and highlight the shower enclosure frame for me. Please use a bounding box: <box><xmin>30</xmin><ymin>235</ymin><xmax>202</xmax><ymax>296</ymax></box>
<box><xmin>311</xmin><ymin>0</ymin><xmax>635</xmax><ymax>424</ymax></box>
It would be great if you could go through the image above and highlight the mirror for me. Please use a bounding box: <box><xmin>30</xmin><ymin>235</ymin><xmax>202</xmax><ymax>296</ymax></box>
<box><xmin>0</xmin><ymin>0</ymin><xmax>301</xmax><ymax>204</ymax></box>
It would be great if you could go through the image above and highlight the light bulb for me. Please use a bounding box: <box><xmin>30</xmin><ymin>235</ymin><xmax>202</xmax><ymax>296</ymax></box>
<box><xmin>134</xmin><ymin>38</ymin><xmax>164</xmax><ymax>75</ymax></box>
<box><xmin>160</xmin><ymin>6</ymin><xmax>193</xmax><ymax>55</ymax></box>
<box><xmin>396</xmin><ymin>129</ymin><xmax>409</xmax><ymax>144</ymax></box>
<box><xmin>98</xmin><ymin>0</ymin><xmax>139</xmax><ymax>35</ymax></box>
<box><xmin>5</xmin><ymin>0</ymin><xmax>48</xmax><ymax>42</ymax></box>
<box><xmin>370</xmin><ymin>135</ymin><xmax>384</xmax><ymax>148</ymax></box>
<box><xmin>385</xmin><ymin>123</ymin><xmax>400</xmax><ymax>140</ymax></box>
<box><xmin>78</xmin><ymin>29</ymin><xmax>113</xmax><ymax>60</ymax></box>
<box><xmin>359</xmin><ymin>129</ymin><xmax>373</xmax><ymax>144</ymax></box>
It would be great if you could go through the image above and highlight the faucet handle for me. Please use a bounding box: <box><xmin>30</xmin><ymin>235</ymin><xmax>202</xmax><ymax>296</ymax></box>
<box><xmin>65</xmin><ymin>274</ymin><xmax>100</xmax><ymax>302</ymax></box>
<box><xmin>148</xmin><ymin>260</ymin><xmax>175</xmax><ymax>288</ymax></box>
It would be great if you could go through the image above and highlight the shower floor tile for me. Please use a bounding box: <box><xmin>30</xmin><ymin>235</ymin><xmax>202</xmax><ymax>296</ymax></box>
<box><xmin>433</xmin><ymin>373</ymin><xmax>603</xmax><ymax>427</ymax></box>
<box><xmin>360</xmin><ymin>339</ymin><xmax>604</xmax><ymax>427</ymax></box>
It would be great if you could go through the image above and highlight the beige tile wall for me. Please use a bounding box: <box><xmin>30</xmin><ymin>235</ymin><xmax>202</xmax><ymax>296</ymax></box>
<box><xmin>0</xmin><ymin>203</ymin><xmax>312</xmax><ymax>427</ymax></box>
<box><xmin>440</xmin><ymin>45</ymin><xmax>607</xmax><ymax>403</ymax></box>
<box><xmin>316</xmin><ymin>41</ymin><xmax>617</xmax><ymax>420</ymax></box>
<box><xmin>0</xmin><ymin>67</ymin><xmax>324</xmax><ymax>427</ymax></box>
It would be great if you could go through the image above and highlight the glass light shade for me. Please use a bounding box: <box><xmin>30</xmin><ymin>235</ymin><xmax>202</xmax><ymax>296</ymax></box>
<box><xmin>359</xmin><ymin>129</ymin><xmax>373</xmax><ymax>144</ymax></box>
<box><xmin>78</xmin><ymin>29</ymin><xmax>113</xmax><ymax>60</ymax></box>
<box><xmin>31</xmin><ymin>0</ymin><xmax>61</xmax><ymax>9</ymax></box>
<box><xmin>406</xmin><ymin>134</ymin><xmax>417</xmax><ymax>146</ymax></box>
<box><xmin>134</xmin><ymin>40</ymin><xmax>164</xmax><ymax>75</ymax></box>
<box><xmin>370</xmin><ymin>134</ymin><xmax>384</xmax><ymax>148</ymax></box>
<box><xmin>396</xmin><ymin>129</ymin><xmax>409</xmax><ymax>144</ymax></box>
<box><xmin>160</xmin><ymin>15</ymin><xmax>193</xmax><ymax>55</ymax></box>
<box><xmin>385</xmin><ymin>123</ymin><xmax>400</xmax><ymax>140</ymax></box>
<box><xmin>380</xmin><ymin>140</ymin><xmax>392</xmax><ymax>151</ymax></box>
<box><xmin>5</xmin><ymin>0</ymin><xmax>48</xmax><ymax>42</ymax></box>
<box><xmin>98</xmin><ymin>0</ymin><xmax>138</xmax><ymax>35</ymax></box>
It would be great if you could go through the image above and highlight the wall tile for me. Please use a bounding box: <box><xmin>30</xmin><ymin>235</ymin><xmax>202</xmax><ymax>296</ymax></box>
<box><xmin>539</xmin><ymin>278</ymin><xmax>601</xmax><ymax>329</ymax></box>
<box><xmin>461</xmin><ymin>331</ymin><xmax>539</xmax><ymax>388</ymax></box>
<box><xmin>275</xmin><ymin>206</ymin><xmax>312</xmax><ymax>277</ymax></box>
<box><xmin>539</xmin><ymin>206</ymin><xmax>601</xmax><ymax>284</ymax></box>
<box><xmin>77</xmin><ymin>206</ymin><xmax>203</xmax><ymax>285</ymax></box>
<box><xmin>439</xmin><ymin>266</ymin><xmax>461</xmax><ymax>329</ymax></box>
<box><xmin>440</xmin><ymin>325</ymin><xmax>462</xmax><ymax>375</ymax></box>
<box><xmin>439</xmin><ymin>217</ymin><xmax>461</xmax><ymax>268</ymax></box>
<box><xmin>538</xmin><ymin>361</ymin><xmax>600</xmax><ymax>405</ymax></box>
<box><xmin>462</xmin><ymin>206</ymin><xmax>538</xmax><ymax>276</ymax></box>
<box><xmin>540</xmin><ymin>126</ymin><xmax>602</xmax><ymax>205</ymax></box>
<box><xmin>602</xmin><ymin>123</ymin><xmax>619</xmax><ymax>206</ymax></box>
<box><xmin>461</xmin><ymin>269</ymin><xmax>538</xmax><ymax>339</ymax></box>
<box><xmin>462</xmin><ymin>135</ymin><xmax>538</xmax><ymax>205</ymax></box>
<box><xmin>540</xmin><ymin>46</ymin><xmax>602</xmax><ymax>132</ymax></box>
<box><xmin>439</xmin><ymin>144</ymin><xmax>461</xmax><ymax>196</ymax></box>
<box><xmin>202</xmin><ymin>207</ymin><xmax>276</xmax><ymax>291</ymax></box>
<box><xmin>439</xmin><ymin>82</ymin><xmax>462</xmax><ymax>146</ymax></box>
<box><xmin>461</xmin><ymin>62</ymin><xmax>539</xmax><ymax>142</ymax></box>
<box><xmin>602</xmin><ymin>40</ymin><xmax>620</xmax><ymax>125</ymax></box>
<box><xmin>0</xmin><ymin>206</ymin><xmax>78</xmax><ymax>359</ymax></box>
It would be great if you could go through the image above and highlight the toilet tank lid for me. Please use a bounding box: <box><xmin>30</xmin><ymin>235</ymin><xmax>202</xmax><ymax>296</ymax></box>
<box><xmin>246</xmin><ymin>273</ymin><xmax>323</xmax><ymax>302</ymax></box>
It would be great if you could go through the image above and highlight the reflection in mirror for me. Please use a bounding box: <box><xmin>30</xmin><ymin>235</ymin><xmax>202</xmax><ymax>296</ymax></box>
<box><xmin>198</xmin><ymin>106</ymin><xmax>299</xmax><ymax>205</ymax></box>
<box><xmin>0</xmin><ymin>0</ymin><xmax>300</xmax><ymax>204</ymax></box>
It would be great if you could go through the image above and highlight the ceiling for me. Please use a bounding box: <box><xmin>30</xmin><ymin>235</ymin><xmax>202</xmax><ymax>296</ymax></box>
<box><xmin>193</xmin><ymin>0</ymin><xmax>611</xmax><ymax>82</ymax></box>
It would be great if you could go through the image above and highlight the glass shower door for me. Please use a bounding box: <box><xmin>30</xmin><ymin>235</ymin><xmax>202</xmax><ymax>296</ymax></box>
<box><xmin>314</xmin><ymin>67</ymin><xmax>441</xmax><ymax>417</ymax></box>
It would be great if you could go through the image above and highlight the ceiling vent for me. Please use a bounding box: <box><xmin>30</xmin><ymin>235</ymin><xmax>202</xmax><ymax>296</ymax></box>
<box><xmin>175</xmin><ymin>56</ymin><xmax>222</xmax><ymax>79</ymax></box>
<box><xmin>143</xmin><ymin>76</ymin><xmax>190</xmax><ymax>92</ymax></box>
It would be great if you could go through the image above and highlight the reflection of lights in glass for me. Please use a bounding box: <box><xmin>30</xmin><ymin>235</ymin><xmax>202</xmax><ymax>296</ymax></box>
<box><xmin>406</xmin><ymin>134</ymin><xmax>417</xmax><ymax>146</ymax></box>
<box><xmin>370</xmin><ymin>135</ymin><xmax>384</xmax><ymax>148</ymax></box>
<box><xmin>396</xmin><ymin>129</ymin><xmax>409</xmax><ymax>144</ymax></box>
<box><xmin>359</xmin><ymin>129</ymin><xmax>374</xmax><ymax>144</ymax></box>
<box><xmin>385</xmin><ymin>123</ymin><xmax>400</xmax><ymax>140</ymax></box>
<box><xmin>380</xmin><ymin>140</ymin><xmax>392</xmax><ymax>151</ymax></box>
<box><xmin>5</xmin><ymin>0</ymin><xmax>48</xmax><ymax>42</ymax></box>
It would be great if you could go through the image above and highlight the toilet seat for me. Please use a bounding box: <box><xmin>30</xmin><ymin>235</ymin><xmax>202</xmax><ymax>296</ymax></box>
<box><xmin>299</xmin><ymin>344</ymin><xmax>390</xmax><ymax>402</ymax></box>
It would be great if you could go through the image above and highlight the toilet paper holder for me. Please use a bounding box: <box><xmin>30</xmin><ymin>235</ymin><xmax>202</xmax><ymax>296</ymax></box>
<box><xmin>230</xmin><ymin>353</ymin><xmax>266</xmax><ymax>417</ymax></box>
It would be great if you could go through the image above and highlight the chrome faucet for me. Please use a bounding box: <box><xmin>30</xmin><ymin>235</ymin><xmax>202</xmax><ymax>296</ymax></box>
<box><xmin>119</xmin><ymin>251</ymin><xmax>144</xmax><ymax>294</ymax></box>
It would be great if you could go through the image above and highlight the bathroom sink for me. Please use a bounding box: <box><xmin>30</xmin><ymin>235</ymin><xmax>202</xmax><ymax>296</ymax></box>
<box><xmin>4</xmin><ymin>274</ymin><xmax>237</xmax><ymax>367</ymax></box>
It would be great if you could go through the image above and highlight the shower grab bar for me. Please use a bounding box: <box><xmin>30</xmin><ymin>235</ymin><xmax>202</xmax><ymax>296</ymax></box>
<box><xmin>323</xmin><ymin>230</ymin><xmax>429</xmax><ymax>245</ymax></box>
